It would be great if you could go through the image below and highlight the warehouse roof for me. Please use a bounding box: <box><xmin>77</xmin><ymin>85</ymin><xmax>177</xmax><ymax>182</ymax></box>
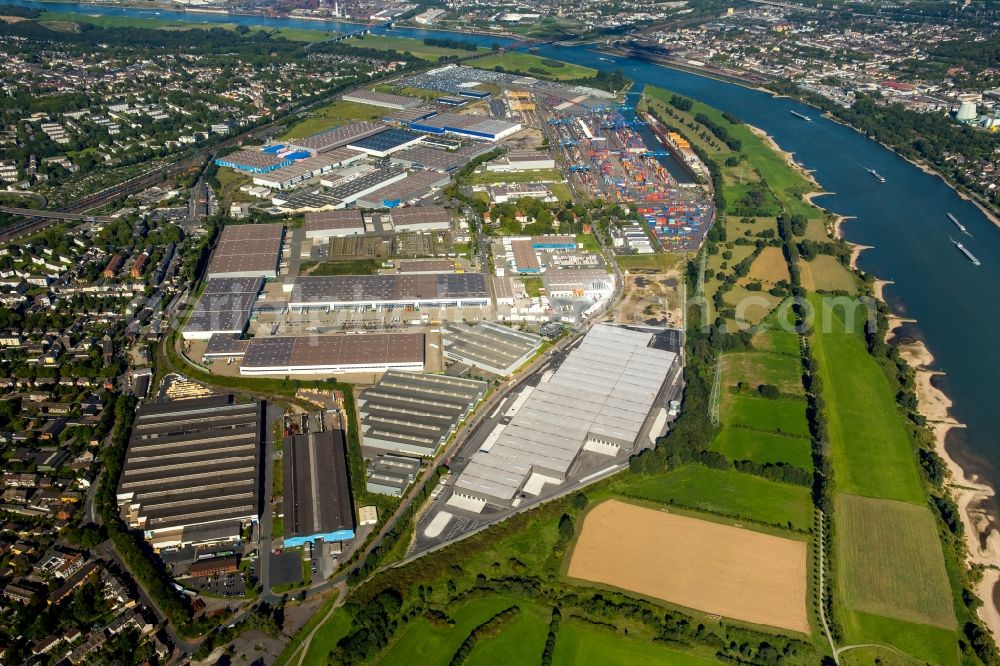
<box><xmin>441</xmin><ymin>321</ymin><xmax>541</xmax><ymax>375</ymax></box>
<box><xmin>360</xmin><ymin>371</ymin><xmax>486</xmax><ymax>456</ymax></box>
<box><xmin>304</xmin><ymin>209</ymin><xmax>365</xmax><ymax>233</ymax></box>
<box><xmin>117</xmin><ymin>396</ymin><xmax>261</xmax><ymax>540</ymax></box>
<box><xmin>288</xmin><ymin>121</ymin><xmax>387</xmax><ymax>152</ymax></box>
<box><xmin>343</xmin><ymin>89</ymin><xmax>422</xmax><ymax>109</ymax></box>
<box><xmin>204</xmin><ymin>334</ymin><xmax>251</xmax><ymax>357</ymax></box>
<box><xmin>206</xmin><ymin>224</ymin><xmax>284</xmax><ymax>278</ymax></box>
<box><xmin>289</xmin><ymin>273</ymin><xmax>488</xmax><ymax>305</ymax></box>
<box><xmin>397</xmin><ymin>259</ymin><xmax>455</xmax><ymax>274</ymax></box>
<box><xmin>242</xmin><ymin>333</ymin><xmax>425</xmax><ymax>371</ymax></box>
<box><xmin>348</xmin><ymin>128</ymin><xmax>423</xmax><ymax>154</ymax></box>
<box><xmin>183</xmin><ymin>277</ymin><xmax>263</xmax><ymax>337</ymax></box>
<box><xmin>218</xmin><ymin>150</ymin><xmax>285</xmax><ymax>170</ymax></box>
<box><xmin>454</xmin><ymin>325</ymin><xmax>677</xmax><ymax>502</ymax></box>
<box><xmin>391</xmin><ymin>143</ymin><xmax>494</xmax><ymax>172</ymax></box>
<box><xmin>359</xmin><ymin>172</ymin><xmax>449</xmax><ymax>208</ymax></box>
<box><xmin>389</xmin><ymin>205</ymin><xmax>452</xmax><ymax>230</ymax></box>
<box><xmin>283</xmin><ymin>430</ymin><xmax>354</xmax><ymax>542</ymax></box>
<box><xmin>326</xmin><ymin>165</ymin><xmax>406</xmax><ymax>200</ymax></box>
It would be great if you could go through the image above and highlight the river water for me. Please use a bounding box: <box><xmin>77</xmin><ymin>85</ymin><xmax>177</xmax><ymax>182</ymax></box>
<box><xmin>7</xmin><ymin>0</ymin><xmax>1000</xmax><ymax>492</ymax></box>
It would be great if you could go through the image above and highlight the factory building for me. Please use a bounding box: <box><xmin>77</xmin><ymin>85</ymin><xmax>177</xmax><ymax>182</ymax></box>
<box><xmin>240</xmin><ymin>333</ymin><xmax>425</xmax><ymax>376</ymax></box>
<box><xmin>441</xmin><ymin>321</ymin><xmax>542</xmax><ymax>376</ymax></box>
<box><xmin>251</xmin><ymin>149</ymin><xmax>364</xmax><ymax>190</ymax></box>
<box><xmin>386</xmin><ymin>205</ymin><xmax>452</xmax><ymax>232</ymax></box>
<box><xmin>285</xmin><ymin>121</ymin><xmax>387</xmax><ymax>154</ymax></box>
<box><xmin>359</xmin><ymin>371</ymin><xmax>487</xmax><ymax>457</ymax></box>
<box><xmin>449</xmin><ymin>325</ymin><xmax>677</xmax><ymax>511</ymax></box>
<box><xmin>116</xmin><ymin>396</ymin><xmax>262</xmax><ymax>549</ymax></box>
<box><xmin>215</xmin><ymin>149</ymin><xmax>291</xmax><ymax>174</ymax></box>
<box><xmin>354</xmin><ymin>171</ymin><xmax>450</xmax><ymax>209</ymax></box>
<box><xmin>342</xmin><ymin>89</ymin><xmax>423</xmax><ymax>110</ymax></box>
<box><xmin>182</xmin><ymin>277</ymin><xmax>263</xmax><ymax>341</ymax></box>
<box><xmin>282</xmin><ymin>430</ymin><xmax>355</xmax><ymax>547</ymax></box>
<box><xmin>347</xmin><ymin>129</ymin><xmax>424</xmax><ymax>158</ymax></box>
<box><xmin>544</xmin><ymin>268</ymin><xmax>615</xmax><ymax>300</ymax></box>
<box><xmin>304</xmin><ymin>209</ymin><xmax>366</xmax><ymax>241</ymax></box>
<box><xmin>389</xmin><ymin>143</ymin><xmax>493</xmax><ymax>173</ymax></box>
<box><xmin>486</xmin><ymin>151</ymin><xmax>556</xmax><ymax>172</ymax></box>
<box><xmin>286</xmin><ymin>273</ymin><xmax>490</xmax><ymax>311</ymax></box>
<box><xmin>205</xmin><ymin>223</ymin><xmax>285</xmax><ymax>279</ymax></box>
<box><xmin>366</xmin><ymin>455</ymin><xmax>422</xmax><ymax>497</ymax></box>
<box><xmin>410</xmin><ymin>113</ymin><xmax>521</xmax><ymax>142</ymax></box>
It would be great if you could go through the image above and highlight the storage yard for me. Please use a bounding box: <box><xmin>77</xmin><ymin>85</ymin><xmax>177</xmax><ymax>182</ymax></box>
<box><xmin>568</xmin><ymin>500</ymin><xmax>810</xmax><ymax>633</ymax></box>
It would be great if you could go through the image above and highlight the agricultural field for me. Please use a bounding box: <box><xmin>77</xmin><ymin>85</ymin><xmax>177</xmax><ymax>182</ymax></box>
<box><xmin>281</xmin><ymin>100</ymin><xmax>383</xmax><ymax>140</ymax></box>
<box><xmin>800</xmin><ymin>255</ymin><xmax>859</xmax><ymax>294</ymax></box>
<box><xmin>745</xmin><ymin>246</ymin><xmax>790</xmax><ymax>284</ymax></box>
<box><xmin>616</xmin><ymin>464</ymin><xmax>813</xmax><ymax>531</ymax></box>
<box><xmin>468</xmin><ymin>52</ymin><xmax>596</xmax><ymax>81</ymax></box>
<box><xmin>835</xmin><ymin>494</ymin><xmax>954</xmax><ymax>629</ymax></box>
<box><xmin>567</xmin><ymin>500</ymin><xmax>809</xmax><ymax>632</ymax></box>
<box><xmin>551</xmin><ymin>620</ymin><xmax>721</xmax><ymax>666</ymax></box>
<box><xmin>807</xmin><ymin>294</ymin><xmax>924</xmax><ymax>504</ymax></box>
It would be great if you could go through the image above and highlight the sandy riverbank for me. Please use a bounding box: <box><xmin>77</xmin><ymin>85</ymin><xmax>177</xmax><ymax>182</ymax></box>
<box><xmin>888</xmin><ymin>321</ymin><xmax>1000</xmax><ymax>637</ymax></box>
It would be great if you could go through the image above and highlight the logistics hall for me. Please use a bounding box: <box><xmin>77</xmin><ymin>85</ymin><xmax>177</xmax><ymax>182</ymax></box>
<box><xmin>448</xmin><ymin>325</ymin><xmax>677</xmax><ymax>511</ymax></box>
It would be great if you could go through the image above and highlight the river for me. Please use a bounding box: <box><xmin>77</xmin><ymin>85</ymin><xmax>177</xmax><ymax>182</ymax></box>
<box><xmin>6</xmin><ymin>0</ymin><xmax>1000</xmax><ymax>497</ymax></box>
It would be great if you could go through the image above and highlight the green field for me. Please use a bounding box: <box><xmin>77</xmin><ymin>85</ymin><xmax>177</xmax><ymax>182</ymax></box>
<box><xmin>801</xmin><ymin>255</ymin><xmax>859</xmax><ymax>294</ymax></box>
<box><xmin>723</xmin><ymin>394</ymin><xmax>810</xmax><ymax>438</ymax></box>
<box><xmin>281</xmin><ymin>100</ymin><xmax>383</xmax><ymax>140</ymax></box>
<box><xmin>616</xmin><ymin>253</ymin><xmax>683</xmax><ymax>272</ymax></box>
<box><xmin>807</xmin><ymin>294</ymin><xmax>924</xmax><ymax>504</ymax></box>
<box><xmin>552</xmin><ymin>621</ymin><xmax>721</xmax><ymax>666</ymax></box>
<box><xmin>467</xmin><ymin>169</ymin><xmax>565</xmax><ymax>185</ymax></box>
<box><xmin>346</xmin><ymin>34</ymin><xmax>484</xmax><ymax>61</ymax></box>
<box><xmin>712</xmin><ymin>428</ymin><xmax>812</xmax><ymax>469</ymax></box>
<box><xmin>839</xmin><ymin>610</ymin><xmax>959</xmax><ymax>666</ymax></box>
<box><xmin>836</xmin><ymin>493</ymin><xmax>955</xmax><ymax>629</ymax></box>
<box><xmin>38</xmin><ymin>12</ymin><xmax>335</xmax><ymax>41</ymax></box>
<box><xmin>468</xmin><ymin>53</ymin><xmax>596</xmax><ymax>81</ymax></box>
<box><xmin>751</xmin><ymin>326</ymin><xmax>801</xmax><ymax>357</ymax></box>
<box><xmin>549</xmin><ymin>182</ymin><xmax>572</xmax><ymax>203</ymax></box>
<box><xmin>377</xmin><ymin>596</ymin><xmax>528</xmax><ymax>666</ymax></box>
<box><xmin>301</xmin><ymin>258</ymin><xmax>379</xmax><ymax>276</ymax></box>
<box><xmin>721</xmin><ymin>350</ymin><xmax>803</xmax><ymax>394</ymax></box>
<box><xmin>617</xmin><ymin>464</ymin><xmax>813</xmax><ymax>531</ymax></box>
<box><xmin>465</xmin><ymin>602</ymin><xmax>550</xmax><ymax>666</ymax></box>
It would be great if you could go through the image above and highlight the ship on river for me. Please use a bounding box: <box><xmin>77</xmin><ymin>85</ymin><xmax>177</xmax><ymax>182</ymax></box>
<box><xmin>790</xmin><ymin>110</ymin><xmax>812</xmax><ymax>122</ymax></box>
<box><xmin>947</xmin><ymin>212</ymin><xmax>968</xmax><ymax>234</ymax></box>
<box><xmin>867</xmin><ymin>168</ymin><xmax>886</xmax><ymax>183</ymax></box>
<box><xmin>953</xmin><ymin>239</ymin><xmax>981</xmax><ymax>266</ymax></box>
